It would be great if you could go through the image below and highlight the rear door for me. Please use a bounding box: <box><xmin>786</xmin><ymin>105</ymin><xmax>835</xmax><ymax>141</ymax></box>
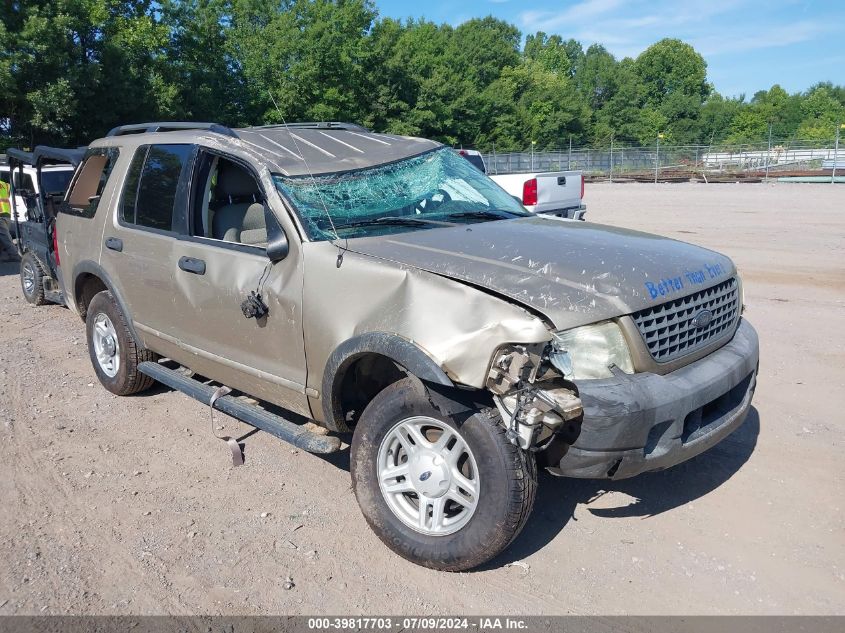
<box><xmin>103</xmin><ymin>143</ymin><xmax>194</xmax><ymax>342</ymax></box>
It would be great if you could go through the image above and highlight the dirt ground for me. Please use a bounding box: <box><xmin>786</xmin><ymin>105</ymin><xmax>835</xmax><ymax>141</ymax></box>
<box><xmin>0</xmin><ymin>182</ymin><xmax>843</xmax><ymax>616</ymax></box>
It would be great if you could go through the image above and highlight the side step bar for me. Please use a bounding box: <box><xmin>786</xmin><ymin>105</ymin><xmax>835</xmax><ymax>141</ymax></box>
<box><xmin>138</xmin><ymin>361</ymin><xmax>342</xmax><ymax>454</ymax></box>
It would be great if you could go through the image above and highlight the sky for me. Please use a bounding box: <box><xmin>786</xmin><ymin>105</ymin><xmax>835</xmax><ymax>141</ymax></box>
<box><xmin>376</xmin><ymin>0</ymin><xmax>845</xmax><ymax>99</ymax></box>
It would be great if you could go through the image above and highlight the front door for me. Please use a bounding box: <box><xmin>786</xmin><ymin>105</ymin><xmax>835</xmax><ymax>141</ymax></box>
<box><xmin>166</xmin><ymin>150</ymin><xmax>310</xmax><ymax>417</ymax></box>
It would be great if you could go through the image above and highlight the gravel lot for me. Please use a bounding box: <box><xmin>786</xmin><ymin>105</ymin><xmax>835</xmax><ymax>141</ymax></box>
<box><xmin>0</xmin><ymin>182</ymin><xmax>843</xmax><ymax>615</ymax></box>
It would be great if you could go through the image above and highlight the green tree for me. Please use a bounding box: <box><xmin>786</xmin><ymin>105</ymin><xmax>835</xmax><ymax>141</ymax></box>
<box><xmin>231</xmin><ymin>0</ymin><xmax>376</xmax><ymax>124</ymax></box>
<box><xmin>524</xmin><ymin>32</ymin><xmax>571</xmax><ymax>76</ymax></box>
<box><xmin>159</xmin><ymin>0</ymin><xmax>247</xmax><ymax>125</ymax></box>
<box><xmin>2</xmin><ymin>0</ymin><xmax>176</xmax><ymax>146</ymax></box>
<box><xmin>634</xmin><ymin>38</ymin><xmax>709</xmax><ymax>143</ymax></box>
<box><xmin>796</xmin><ymin>84</ymin><xmax>845</xmax><ymax>140</ymax></box>
<box><xmin>2</xmin><ymin>2</ymin><xmax>844</xmax><ymax>153</ymax></box>
<box><xmin>575</xmin><ymin>44</ymin><xmax>618</xmax><ymax>112</ymax></box>
<box><xmin>697</xmin><ymin>93</ymin><xmax>743</xmax><ymax>143</ymax></box>
<box><xmin>477</xmin><ymin>60</ymin><xmax>588</xmax><ymax>150</ymax></box>
<box><xmin>592</xmin><ymin>59</ymin><xmax>664</xmax><ymax>145</ymax></box>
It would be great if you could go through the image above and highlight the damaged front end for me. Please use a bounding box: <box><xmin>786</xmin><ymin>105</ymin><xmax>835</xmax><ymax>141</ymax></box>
<box><xmin>486</xmin><ymin>343</ymin><xmax>583</xmax><ymax>451</ymax></box>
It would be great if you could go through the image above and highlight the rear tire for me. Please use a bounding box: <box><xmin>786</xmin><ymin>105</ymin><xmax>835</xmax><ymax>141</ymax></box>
<box><xmin>20</xmin><ymin>252</ymin><xmax>46</xmax><ymax>306</ymax></box>
<box><xmin>351</xmin><ymin>377</ymin><xmax>536</xmax><ymax>571</ymax></box>
<box><xmin>86</xmin><ymin>290</ymin><xmax>157</xmax><ymax>396</ymax></box>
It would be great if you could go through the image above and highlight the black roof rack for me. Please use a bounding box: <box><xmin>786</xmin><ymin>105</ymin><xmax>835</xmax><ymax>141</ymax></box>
<box><xmin>246</xmin><ymin>122</ymin><xmax>370</xmax><ymax>133</ymax></box>
<box><xmin>106</xmin><ymin>122</ymin><xmax>238</xmax><ymax>138</ymax></box>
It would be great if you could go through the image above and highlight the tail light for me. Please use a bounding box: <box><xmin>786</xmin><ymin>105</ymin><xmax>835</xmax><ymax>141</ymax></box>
<box><xmin>580</xmin><ymin>176</ymin><xmax>585</xmax><ymax>199</ymax></box>
<box><xmin>522</xmin><ymin>178</ymin><xmax>538</xmax><ymax>206</ymax></box>
<box><xmin>52</xmin><ymin>227</ymin><xmax>60</xmax><ymax>266</ymax></box>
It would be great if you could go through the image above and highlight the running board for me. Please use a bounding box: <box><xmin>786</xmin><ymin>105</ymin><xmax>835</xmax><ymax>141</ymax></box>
<box><xmin>138</xmin><ymin>361</ymin><xmax>341</xmax><ymax>454</ymax></box>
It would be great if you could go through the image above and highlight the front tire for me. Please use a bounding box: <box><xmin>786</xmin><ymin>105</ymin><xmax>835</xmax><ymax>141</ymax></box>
<box><xmin>85</xmin><ymin>290</ymin><xmax>157</xmax><ymax>396</ymax></box>
<box><xmin>20</xmin><ymin>252</ymin><xmax>46</xmax><ymax>305</ymax></box>
<box><xmin>351</xmin><ymin>378</ymin><xmax>536</xmax><ymax>571</ymax></box>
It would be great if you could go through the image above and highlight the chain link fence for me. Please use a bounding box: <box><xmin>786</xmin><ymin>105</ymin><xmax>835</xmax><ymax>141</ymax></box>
<box><xmin>482</xmin><ymin>138</ymin><xmax>844</xmax><ymax>180</ymax></box>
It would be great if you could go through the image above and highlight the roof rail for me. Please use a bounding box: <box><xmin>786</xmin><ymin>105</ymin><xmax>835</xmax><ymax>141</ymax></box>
<box><xmin>106</xmin><ymin>122</ymin><xmax>238</xmax><ymax>138</ymax></box>
<box><xmin>248</xmin><ymin>122</ymin><xmax>370</xmax><ymax>133</ymax></box>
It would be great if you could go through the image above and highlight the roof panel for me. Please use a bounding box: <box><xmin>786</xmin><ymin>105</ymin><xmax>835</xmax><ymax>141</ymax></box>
<box><xmin>233</xmin><ymin>126</ymin><xmax>441</xmax><ymax>176</ymax></box>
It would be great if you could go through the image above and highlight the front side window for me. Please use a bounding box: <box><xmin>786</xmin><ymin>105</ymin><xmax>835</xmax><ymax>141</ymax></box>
<box><xmin>121</xmin><ymin>144</ymin><xmax>192</xmax><ymax>231</ymax></box>
<box><xmin>273</xmin><ymin>147</ymin><xmax>529</xmax><ymax>241</ymax></box>
<box><xmin>64</xmin><ymin>148</ymin><xmax>119</xmax><ymax>219</ymax></box>
<box><xmin>190</xmin><ymin>153</ymin><xmax>268</xmax><ymax>247</ymax></box>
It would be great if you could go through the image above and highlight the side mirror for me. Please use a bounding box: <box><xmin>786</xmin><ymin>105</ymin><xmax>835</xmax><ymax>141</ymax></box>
<box><xmin>266</xmin><ymin>230</ymin><xmax>289</xmax><ymax>262</ymax></box>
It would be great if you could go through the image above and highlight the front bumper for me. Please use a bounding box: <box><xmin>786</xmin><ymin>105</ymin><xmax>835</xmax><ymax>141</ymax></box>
<box><xmin>554</xmin><ymin>318</ymin><xmax>759</xmax><ymax>479</ymax></box>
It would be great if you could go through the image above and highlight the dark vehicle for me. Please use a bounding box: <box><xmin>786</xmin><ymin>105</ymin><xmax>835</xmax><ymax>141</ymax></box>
<box><xmin>7</xmin><ymin>146</ymin><xmax>85</xmax><ymax>305</ymax></box>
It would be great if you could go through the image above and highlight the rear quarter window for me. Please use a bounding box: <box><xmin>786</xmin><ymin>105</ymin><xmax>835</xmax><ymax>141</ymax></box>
<box><xmin>62</xmin><ymin>148</ymin><xmax>120</xmax><ymax>219</ymax></box>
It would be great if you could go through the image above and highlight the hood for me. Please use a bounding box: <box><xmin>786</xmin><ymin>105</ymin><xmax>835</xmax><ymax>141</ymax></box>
<box><xmin>345</xmin><ymin>216</ymin><xmax>736</xmax><ymax>330</ymax></box>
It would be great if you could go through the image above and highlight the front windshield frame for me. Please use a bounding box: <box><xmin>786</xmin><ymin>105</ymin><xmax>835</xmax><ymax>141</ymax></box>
<box><xmin>273</xmin><ymin>147</ymin><xmax>529</xmax><ymax>242</ymax></box>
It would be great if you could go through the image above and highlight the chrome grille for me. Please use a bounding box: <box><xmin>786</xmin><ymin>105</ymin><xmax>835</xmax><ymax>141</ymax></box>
<box><xmin>632</xmin><ymin>278</ymin><xmax>739</xmax><ymax>363</ymax></box>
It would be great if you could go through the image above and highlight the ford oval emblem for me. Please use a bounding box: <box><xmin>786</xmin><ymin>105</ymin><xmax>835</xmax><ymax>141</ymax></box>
<box><xmin>692</xmin><ymin>309</ymin><xmax>714</xmax><ymax>329</ymax></box>
<box><xmin>419</xmin><ymin>471</ymin><xmax>432</xmax><ymax>482</ymax></box>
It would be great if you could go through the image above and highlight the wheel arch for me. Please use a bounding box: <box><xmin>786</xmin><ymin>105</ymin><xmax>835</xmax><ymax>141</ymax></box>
<box><xmin>321</xmin><ymin>332</ymin><xmax>455</xmax><ymax>433</ymax></box>
<box><xmin>71</xmin><ymin>261</ymin><xmax>140</xmax><ymax>341</ymax></box>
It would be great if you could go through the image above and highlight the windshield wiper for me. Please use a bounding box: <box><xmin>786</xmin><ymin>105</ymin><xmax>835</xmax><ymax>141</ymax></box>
<box><xmin>441</xmin><ymin>209</ymin><xmax>524</xmax><ymax>221</ymax></box>
<box><xmin>338</xmin><ymin>216</ymin><xmax>455</xmax><ymax>229</ymax></box>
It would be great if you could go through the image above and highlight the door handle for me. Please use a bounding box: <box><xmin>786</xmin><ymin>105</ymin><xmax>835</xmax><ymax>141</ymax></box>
<box><xmin>557</xmin><ymin>176</ymin><xmax>567</xmax><ymax>185</ymax></box>
<box><xmin>105</xmin><ymin>237</ymin><xmax>123</xmax><ymax>252</ymax></box>
<box><xmin>178</xmin><ymin>256</ymin><xmax>206</xmax><ymax>275</ymax></box>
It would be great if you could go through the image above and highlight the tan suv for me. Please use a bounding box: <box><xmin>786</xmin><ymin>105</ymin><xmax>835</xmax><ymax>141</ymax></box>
<box><xmin>57</xmin><ymin>122</ymin><xmax>759</xmax><ymax>571</ymax></box>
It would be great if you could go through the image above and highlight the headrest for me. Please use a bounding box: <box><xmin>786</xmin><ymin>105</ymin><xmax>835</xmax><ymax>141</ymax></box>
<box><xmin>217</xmin><ymin>165</ymin><xmax>259</xmax><ymax>198</ymax></box>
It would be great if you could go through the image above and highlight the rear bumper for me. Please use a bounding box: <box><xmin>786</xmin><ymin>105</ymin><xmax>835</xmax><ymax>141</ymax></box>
<box><xmin>554</xmin><ymin>319</ymin><xmax>758</xmax><ymax>479</ymax></box>
<box><xmin>531</xmin><ymin>203</ymin><xmax>586</xmax><ymax>220</ymax></box>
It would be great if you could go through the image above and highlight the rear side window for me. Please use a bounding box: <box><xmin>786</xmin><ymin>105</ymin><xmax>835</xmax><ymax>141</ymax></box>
<box><xmin>121</xmin><ymin>144</ymin><xmax>193</xmax><ymax>231</ymax></box>
<box><xmin>63</xmin><ymin>148</ymin><xmax>120</xmax><ymax>219</ymax></box>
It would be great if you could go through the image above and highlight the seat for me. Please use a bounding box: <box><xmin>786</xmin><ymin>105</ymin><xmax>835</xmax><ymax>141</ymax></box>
<box><xmin>211</xmin><ymin>165</ymin><xmax>267</xmax><ymax>245</ymax></box>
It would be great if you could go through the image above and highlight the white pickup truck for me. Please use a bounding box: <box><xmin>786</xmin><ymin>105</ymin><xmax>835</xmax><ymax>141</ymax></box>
<box><xmin>456</xmin><ymin>149</ymin><xmax>586</xmax><ymax>220</ymax></box>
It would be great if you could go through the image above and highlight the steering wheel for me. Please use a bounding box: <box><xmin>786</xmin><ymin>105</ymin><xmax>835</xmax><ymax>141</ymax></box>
<box><xmin>416</xmin><ymin>189</ymin><xmax>452</xmax><ymax>214</ymax></box>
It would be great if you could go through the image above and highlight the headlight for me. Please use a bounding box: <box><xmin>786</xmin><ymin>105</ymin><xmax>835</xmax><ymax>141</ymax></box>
<box><xmin>737</xmin><ymin>274</ymin><xmax>745</xmax><ymax>313</ymax></box>
<box><xmin>550</xmin><ymin>321</ymin><xmax>634</xmax><ymax>380</ymax></box>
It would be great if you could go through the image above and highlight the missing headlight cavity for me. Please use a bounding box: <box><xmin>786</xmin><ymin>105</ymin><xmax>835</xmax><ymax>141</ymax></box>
<box><xmin>487</xmin><ymin>344</ymin><xmax>583</xmax><ymax>450</ymax></box>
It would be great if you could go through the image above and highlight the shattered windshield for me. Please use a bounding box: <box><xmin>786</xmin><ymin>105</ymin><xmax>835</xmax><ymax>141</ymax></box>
<box><xmin>273</xmin><ymin>147</ymin><xmax>529</xmax><ymax>241</ymax></box>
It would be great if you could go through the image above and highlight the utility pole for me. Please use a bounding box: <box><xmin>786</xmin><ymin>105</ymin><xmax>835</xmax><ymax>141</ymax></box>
<box><xmin>531</xmin><ymin>140</ymin><xmax>536</xmax><ymax>172</ymax></box>
<box><xmin>765</xmin><ymin>122</ymin><xmax>773</xmax><ymax>182</ymax></box>
<box><xmin>609</xmin><ymin>134</ymin><xmax>614</xmax><ymax>183</ymax></box>
<box><xmin>833</xmin><ymin>122</ymin><xmax>842</xmax><ymax>184</ymax></box>
<box><xmin>568</xmin><ymin>135</ymin><xmax>572</xmax><ymax>170</ymax></box>
<box><xmin>655</xmin><ymin>132</ymin><xmax>663</xmax><ymax>184</ymax></box>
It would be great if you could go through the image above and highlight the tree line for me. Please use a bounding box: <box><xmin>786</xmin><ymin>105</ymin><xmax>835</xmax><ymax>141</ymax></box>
<box><xmin>2</xmin><ymin>0</ymin><xmax>844</xmax><ymax>152</ymax></box>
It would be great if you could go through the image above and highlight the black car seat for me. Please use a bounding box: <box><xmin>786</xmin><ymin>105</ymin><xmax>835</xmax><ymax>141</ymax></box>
<box><xmin>211</xmin><ymin>165</ymin><xmax>267</xmax><ymax>245</ymax></box>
